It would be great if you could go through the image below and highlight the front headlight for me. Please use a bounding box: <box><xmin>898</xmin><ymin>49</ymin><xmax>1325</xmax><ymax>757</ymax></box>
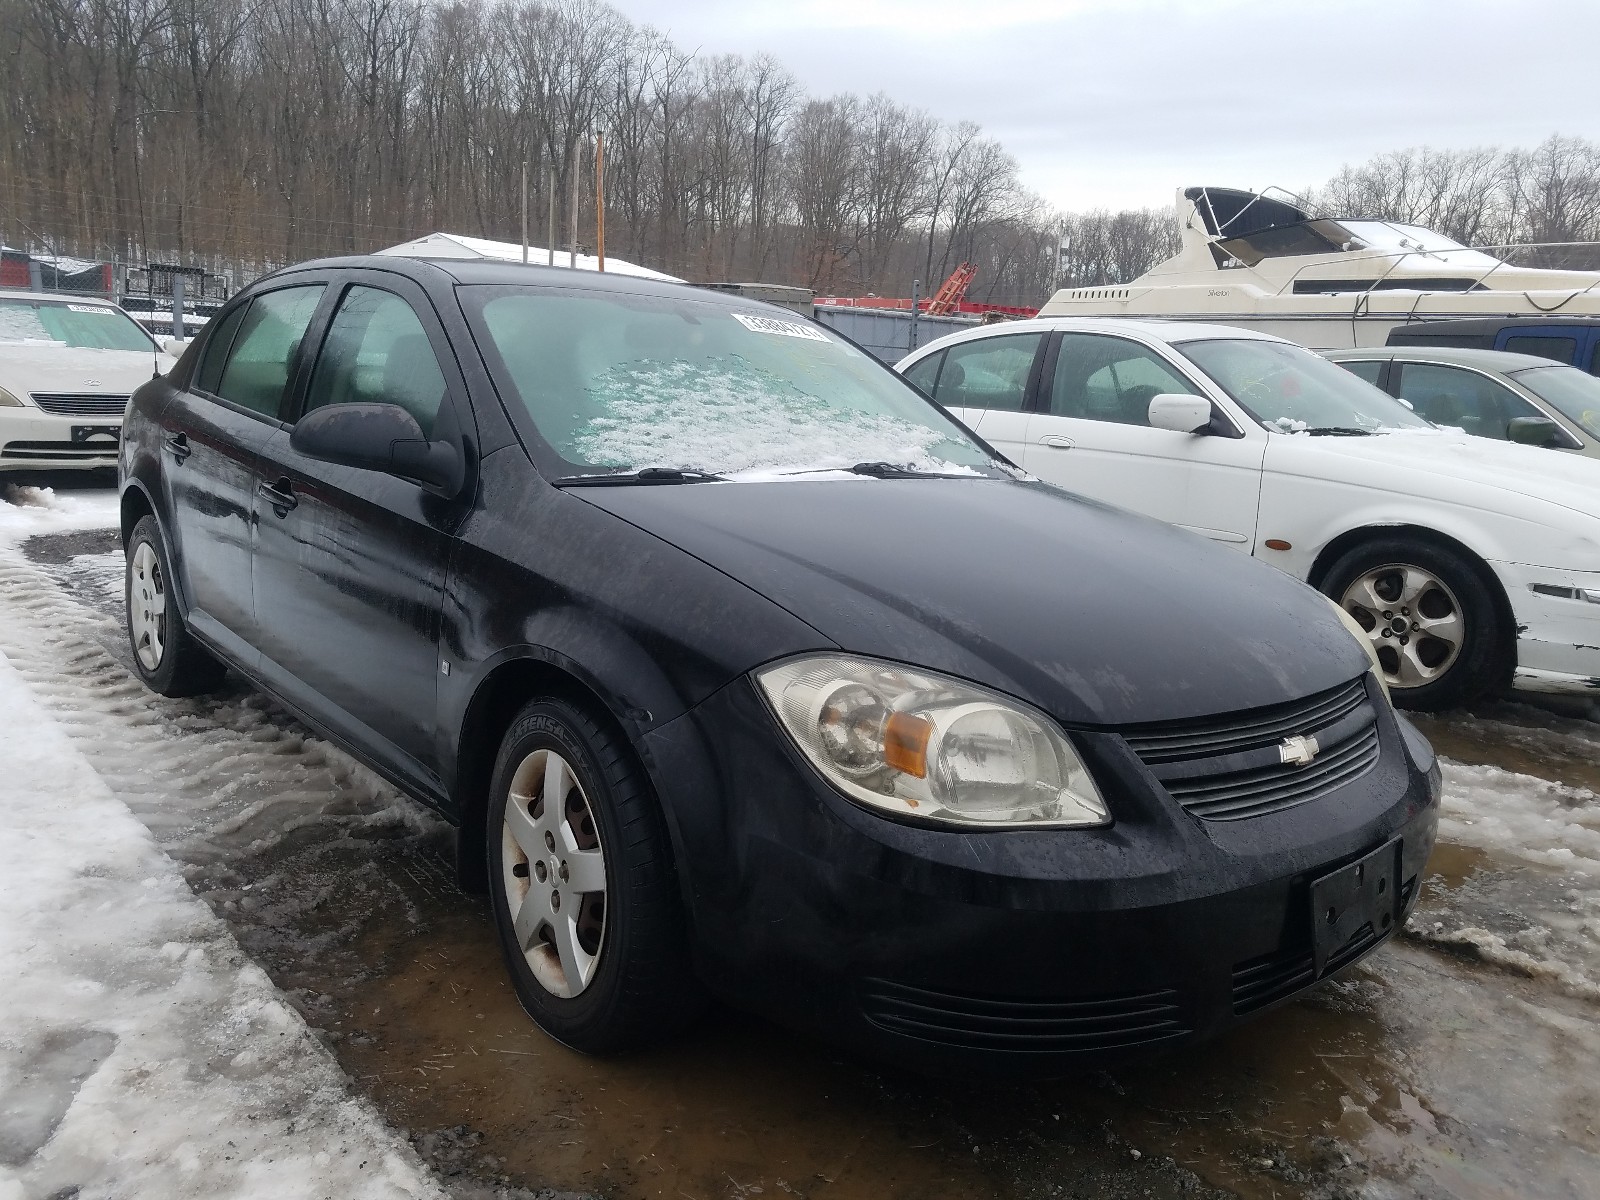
<box><xmin>0</xmin><ymin>386</ymin><xmax>25</xmax><ymax>407</ymax></box>
<box><xmin>755</xmin><ymin>654</ymin><xmax>1109</xmax><ymax>829</ymax></box>
<box><xmin>1324</xmin><ymin>594</ymin><xmax>1391</xmax><ymax>702</ymax></box>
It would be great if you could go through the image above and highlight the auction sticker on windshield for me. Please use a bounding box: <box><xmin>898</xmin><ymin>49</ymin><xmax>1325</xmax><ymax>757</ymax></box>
<box><xmin>67</xmin><ymin>304</ymin><xmax>112</xmax><ymax>314</ymax></box>
<box><xmin>732</xmin><ymin>313</ymin><xmax>830</xmax><ymax>342</ymax></box>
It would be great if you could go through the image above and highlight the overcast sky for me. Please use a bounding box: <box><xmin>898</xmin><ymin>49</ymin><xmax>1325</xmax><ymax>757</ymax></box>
<box><xmin>614</xmin><ymin>0</ymin><xmax>1600</xmax><ymax>213</ymax></box>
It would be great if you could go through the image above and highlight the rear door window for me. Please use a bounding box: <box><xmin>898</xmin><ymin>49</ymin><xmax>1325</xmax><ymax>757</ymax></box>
<box><xmin>1334</xmin><ymin>359</ymin><xmax>1385</xmax><ymax>387</ymax></box>
<box><xmin>302</xmin><ymin>286</ymin><xmax>447</xmax><ymax>436</ymax></box>
<box><xmin>194</xmin><ymin>305</ymin><xmax>247</xmax><ymax>395</ymax></box>
<box><xmin>932</xmin><ymin>334</ymin><xmax>1042</xmax><ymax>411</ymax></box>
<box><xmin>1502</xmin><ymin>335</ymin><xmax>1577</xmax><ymax>365</ymax></box>
<box><xmin>902</xmin><ymin>351</ymin><xmax>944</xmax><ymax>397</ymax></box>
<box><xmin>215</xmin><ymin>285</ymin><xmax>325</xmax><ymax>418</ymax></box>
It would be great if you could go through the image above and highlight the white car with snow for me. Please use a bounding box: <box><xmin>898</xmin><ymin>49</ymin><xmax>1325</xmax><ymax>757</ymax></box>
<box><xmin>898</xmin><ymin>317</ymin><xmax>1600</xmax><ymax>710</ymax></box>
<box><xmin>0</xmin><ymin>290</ymin><xmax>173</xmax><ymax>473</ymax></box>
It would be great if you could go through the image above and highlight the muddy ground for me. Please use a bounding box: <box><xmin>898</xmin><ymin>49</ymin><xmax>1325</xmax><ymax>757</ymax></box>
<box><xmin>5</xmin><ymin>512</ymin><xmax>1597</xmax><ymax>1200</ymax></box>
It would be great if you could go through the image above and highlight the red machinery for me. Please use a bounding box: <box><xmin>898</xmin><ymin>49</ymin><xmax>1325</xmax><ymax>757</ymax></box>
<box><xmin>815</xmin><ymin>261</ymin><xmax>1038</xmax><ymax>319</ymax></box>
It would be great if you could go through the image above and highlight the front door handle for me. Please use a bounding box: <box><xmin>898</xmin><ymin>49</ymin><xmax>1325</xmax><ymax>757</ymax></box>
<box><xmin>257</xmin><ymin>478</ymin><xmax>298</xmax><ymax>516</ymax></box>
<box><xmin>164</xmin><ymin>432</ymin><xmax>191</xmax><ymax>462</ymax></box>
<box><xmin>1037</xmin><ymin>434</ymin><xmax>1075</xmax><ymax>450</ymax></box>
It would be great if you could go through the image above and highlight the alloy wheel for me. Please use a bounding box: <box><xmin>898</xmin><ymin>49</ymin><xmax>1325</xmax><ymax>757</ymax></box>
<box><xmin>129</xmin><ymin>540</ymin><xmax>167</xmax><ymax>672</ymax></box>
<box><xmin>1340</xmin><ymin>564</ymin><xmax>1465</xmax><ymax>690</ymax></box>
<box><xmin>500</xmin><ymin>748</ymin><xmax>608</xmax><ymax>998</ymax></box>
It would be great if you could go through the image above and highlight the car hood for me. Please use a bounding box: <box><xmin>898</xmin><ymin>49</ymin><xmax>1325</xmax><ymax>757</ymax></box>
<box><xmin>0</xmin><ymin>345</ymin><xmax>173</xmax><ymax>398</ymax></box>
<box><xmin>576</xmin><ymin>477</ymin><xmax>1369</xmax><ymax>726</ymax></box>
<box><xmin>1266</xmin><ymin>428</ymin><xmax>1600</xmax><ymax>519</ymax></box>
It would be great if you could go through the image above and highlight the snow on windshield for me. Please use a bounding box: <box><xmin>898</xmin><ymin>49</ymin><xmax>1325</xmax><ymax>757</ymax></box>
<box><xmin>570</xmin><ymin>357</ymin><xmax>976</xmax><ymax>476</ymax></box>
<box><xmin>0</xmin><ymin>297</ymin><xmax>154</xmax><ymax>351</ymax></box>
<box><xmin>466</xmin><ymin>288</ymin><xmax>994</xmax><ymax>478</ymax></box>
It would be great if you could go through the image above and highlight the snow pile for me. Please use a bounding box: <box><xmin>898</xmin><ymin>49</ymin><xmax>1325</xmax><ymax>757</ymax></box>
<box><xmin>570</xmin><ymin>359</ymin><xmax>975</xmax><ymax>475</ymax></box>
<box><xmin>0</xmin><ymin>653</ymin><xmax>442</xmax><ymax>1200</ymax></box>
<box><xmin>0</xmin><ymin>484</ymin><xmax>118</xmax><ymax>539</ymax></box>
<box><xmin>1438</xmin><ymin>759</ymin><xmax>1600</xmax><ymax>875</ymax></box>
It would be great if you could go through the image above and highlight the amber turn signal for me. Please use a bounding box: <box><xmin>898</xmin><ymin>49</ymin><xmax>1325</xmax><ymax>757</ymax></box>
<box><xmin>1264</xmin><ymin>538</ymin><xmax>1292</xmax><ymax>551</ymax></box>
<box><xmin>883</xmin><ymin>711</ymin><xmax>933</xmax><ymax>778</ymax></box>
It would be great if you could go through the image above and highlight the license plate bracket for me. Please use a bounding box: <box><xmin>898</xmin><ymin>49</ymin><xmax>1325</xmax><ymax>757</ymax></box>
<box><xmin>71</xmin><ymin>425</ymin><xmax>119</xmax><ymax>445</ymax></box>
<box><xmin>1310</xmin><ymin>837</ymin><xmax>1402</xmax><ymax>974</ymax></box>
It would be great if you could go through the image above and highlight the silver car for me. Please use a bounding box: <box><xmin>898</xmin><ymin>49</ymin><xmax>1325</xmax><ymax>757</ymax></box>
<box><xmin>1324</xmin><ymin>345</ymin><xmax>1600</xmax><ymax>457</ymax></box>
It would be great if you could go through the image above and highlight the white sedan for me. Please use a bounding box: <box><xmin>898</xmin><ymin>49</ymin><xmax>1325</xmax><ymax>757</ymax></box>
<box><xmin>0</xmin><ymin>290</ymin><xmax>175</xmax><ymax>474</ymax></box>
<box><xmin>898</xmin><ymin>317</ymin><xmax>1600</xmax><ymax>711</ymax></box>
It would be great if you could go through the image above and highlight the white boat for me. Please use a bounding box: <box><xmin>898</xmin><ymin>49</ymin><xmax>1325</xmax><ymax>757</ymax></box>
<box><xmin>1039</xmin><ymin>187</ymin><xmax>1600</xmax><ymax>349</ymax></box>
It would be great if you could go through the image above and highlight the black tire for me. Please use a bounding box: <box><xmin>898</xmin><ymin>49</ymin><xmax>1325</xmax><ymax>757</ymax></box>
<box><xmin>486</xmin><ymin>697</ymin><xmax>699</xmax><ymax>1053</ymax></box>
<box><xmin>1319</xmin><ymin>537</ymin><xmax>1507</xmax><ymax>712</ymax></box>
<box><xmin>124</xmin><ymin>514</ymin><xmax>227</xmax><ymax>697</ymax></box>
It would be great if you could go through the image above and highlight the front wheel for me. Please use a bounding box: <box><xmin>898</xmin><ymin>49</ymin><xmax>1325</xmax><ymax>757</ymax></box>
<box><xmin>486</xmin><ymin>697</ymin><xmax>699</xmax><ymax>1053</ymax></box>
<box><xmin>1320</xmin><ymin>538</ymin><xmax>1507</xmax><ymax>712</ymax></box>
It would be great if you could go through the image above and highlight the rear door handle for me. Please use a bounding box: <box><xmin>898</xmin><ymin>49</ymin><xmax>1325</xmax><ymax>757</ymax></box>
<box><xmin>1037</xmin><ymin>434</ymin><xmax>1075</xmax><ymax>450</ymax></box>
<box><xmin>257</xmin><ymin>479</ymin><xmax>298</xmax><ymax>515</ymax></box>
<box><xmin>164</xmin><ymin>433</ymin><xmax>191</xmax><ymax>462</ymax></box>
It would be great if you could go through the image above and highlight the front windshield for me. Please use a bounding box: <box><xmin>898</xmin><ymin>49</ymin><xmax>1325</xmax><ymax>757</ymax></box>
<box><xmin>1510</xmin><ymin>364</ymin><xmax>1600</xmax><ymax>439</ymax></box>
<box><xmin>1335</xmin><ymin>221</ymin><xmax>1501</xmax><ymax>269</ymax></box>
<box><xmin>1179</xmin><ymin>338</ymin><xmax>1433</xmax><ymax>434</ymax></box>
<box><xmin>0</xmin><ymin>297</ymin><xmax>155</xmax><ymax>351</ymax></box>
<box><xmin>461</xmin><ymin>286</ymin><xmax>1000</xmax><ymax>477</ymax></box>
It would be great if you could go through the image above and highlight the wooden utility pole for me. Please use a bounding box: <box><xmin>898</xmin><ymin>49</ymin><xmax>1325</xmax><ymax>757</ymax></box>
<box><xmin>595</xmin><ymin>133</ymin><xmax>606</xmax><ymax>272</ymax></box>
<box><xmin>546</xmin><ymin>163</ymin><xmax>555</xmax><ymax>267</ymax></box>
<box><xmin>520</xmin><ymin>160</ymin><xmax>529</xmax><ymax>263</ymax></box>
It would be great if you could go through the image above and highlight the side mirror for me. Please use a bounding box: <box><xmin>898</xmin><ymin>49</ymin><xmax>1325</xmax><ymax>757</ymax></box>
<box><xmin>1507</xmin><ymin>416</ymin><xmax>1565</xmax><ymax>448</ymax></box>
<box><xmin>1148</xmin><ymin>394</ymin><xmax>1214</xmax><ymax>434</ymax></box>
<box><xmin>162</xmin><ymin>338</ymin><xmax>187</xmax><ymax>356</ymax></box>
<box><xmin>290</xmin><ymin>403</ymin><xmax>463</xmax><ymax>495</ymax></box>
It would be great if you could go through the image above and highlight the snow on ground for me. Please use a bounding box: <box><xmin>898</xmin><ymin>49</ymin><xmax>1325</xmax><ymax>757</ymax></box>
<box><xmin>0</xmin><ymin>654</ymin><xmax>442</xmax><ymax>1200</ymax></box>
<box><xmin>1438</xmin><ymin>760</ymin><xmax>1600</xmax><ymax>876</ymax></box>
<box><xmin>0</xmin><ymin>486</ymin><xmax>443</xmax><ymax>1199</ymax></box>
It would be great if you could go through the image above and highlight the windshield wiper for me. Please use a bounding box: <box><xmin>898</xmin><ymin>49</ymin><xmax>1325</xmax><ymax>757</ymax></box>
<box><xmin>1303</xmin><ymin>426</ymin><xmax>1375</xmax><ymax>437</ymax></box>
<box><xmin>553</xmin><ymin>467</ymin><xmax>726</xmax><ymax>486</ymax></box>
<box><xmin>847</xmin><ymin>461</ymin><xmax>939</xmax><ymax>478</ymax></box>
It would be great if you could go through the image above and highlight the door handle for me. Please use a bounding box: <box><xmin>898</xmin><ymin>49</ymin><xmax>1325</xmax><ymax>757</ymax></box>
<box><xmin>257</xmin><ymin>479</ymin><xmax>298</xmax><ymax>515</ymax></box>
<box><xmin>1037</xmin><ymin>434</ymin><xmax>1075</xmax><ymax>450</ymax></box>
<box><xmin>164</xmin><ymin>433</ymin><xmax>191</xmax><ymax>462</ymax></box>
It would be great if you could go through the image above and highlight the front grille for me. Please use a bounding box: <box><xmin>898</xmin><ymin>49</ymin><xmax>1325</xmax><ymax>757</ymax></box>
<box><xmin>2</xmin><ymin>440</ymin><xmax>118</xmax><ymax>461</ymax></box>
<box><xmin>859</xmin><ymin>978</ymin><xmax>1190</xmax><ymax>1054</ymax></box>
<box><xmin>1231</xmin><ymin>946</ymin><xmax>1315</xmax><ymax>1014</ymax></box>
<box><xmin>29</xmin><ymin>392</ymin><xmax>130</xmax><ymax>417</ymax></box>
<box><xmin>1121</xmin><ymin>678</ymin><xmax>1380</xmax><ymax>822</ymax></box>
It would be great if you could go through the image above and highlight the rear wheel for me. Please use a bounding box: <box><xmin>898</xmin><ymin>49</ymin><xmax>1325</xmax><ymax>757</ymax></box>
<box><xmin>486</xmin><ymin>697</ymin><xmax>699</xmax><ymax>1053</ymax></box>
<box><xmin>125</xmin><ymin>515</ymin><xmax>226</xmax><ymax>696</ymax></box>
<box><xmin>1320</xmin><ymin>538</ymin><xmax>1506</xmax><ymax>712</ymax></box>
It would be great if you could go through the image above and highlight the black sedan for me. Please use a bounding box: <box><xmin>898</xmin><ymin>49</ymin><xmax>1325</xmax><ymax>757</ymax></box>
<box><xmin>118</xmin><ymin>255</ymin><xmax>1441</xmax><ymax>1072</ymax></box>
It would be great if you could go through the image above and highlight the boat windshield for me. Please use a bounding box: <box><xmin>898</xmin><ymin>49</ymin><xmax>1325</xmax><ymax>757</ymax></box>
<box><xmin>460</xmin><ymin>285</ymin><xmax>1005</xmax><ymax>479</ymax></box>
<box><xmin>1178</xmin><ymin>338</ymin><xmax>1434</xmax><ymax>435</ymax></box>
<box><xmin>1508</xmin><ymin>364</ymin><xmax>1600</xmax><ymax>439</ymax></box>
<box><xmin>0</xmin><ymin>296</ymin><xmax>155</xmax><ymax>351</ymax></box>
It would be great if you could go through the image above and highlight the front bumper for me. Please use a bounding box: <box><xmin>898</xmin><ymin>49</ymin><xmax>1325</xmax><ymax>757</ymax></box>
<box><xmin>0</xmin><ymin>407</ymin><xmax>122</xmax><ymax>471</ymax></box>
<box><xmin>643</xmin><ymin>676</ymin><xmax>1442</xmax><ymax>1074</ymax></box>
<box><xmin>1492</xmin><ymin>560</ymin><xmax>1600</xmax><ymax>694</ymax></box>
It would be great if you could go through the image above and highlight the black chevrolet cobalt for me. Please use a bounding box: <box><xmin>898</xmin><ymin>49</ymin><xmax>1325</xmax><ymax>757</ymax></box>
<box><xmin>119</xmin><ymin>255</ymin><xmax>1440</xmax><ymax>1072</ymax></box>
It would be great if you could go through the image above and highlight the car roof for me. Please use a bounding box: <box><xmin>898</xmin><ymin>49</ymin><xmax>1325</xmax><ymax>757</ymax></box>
<box><xmin>1393</xmin><ymin>315</ymin><xmax>1600</xmax><ymax>335</ymax></box>
<box><xmin>262</xmin><ymin>253</ymin><xmax>786</xmax><ymax>310</ymax></box>
<box><xmin>904</xmin><ymin>315</ymin><xmax>1284</xmax><ymax>355</ymax></box>
<box><xmin>1325</xmin><ymin>345</ymin><xmax>1565</xmax><ymax>372</ymax></box>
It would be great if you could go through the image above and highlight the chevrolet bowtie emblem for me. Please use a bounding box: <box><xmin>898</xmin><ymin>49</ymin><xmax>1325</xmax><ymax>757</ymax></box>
<box><xmin>1279</xmin><ymin>735</ymin><xmax>1320</xmax><ymax>767</ymax></box>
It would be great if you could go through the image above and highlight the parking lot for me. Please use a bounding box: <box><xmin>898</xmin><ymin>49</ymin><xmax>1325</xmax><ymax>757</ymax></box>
<box><xmin>1</xmin><ymin>483</ymin><xmax>1594</xmax><ymax>1200</ymax></box>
